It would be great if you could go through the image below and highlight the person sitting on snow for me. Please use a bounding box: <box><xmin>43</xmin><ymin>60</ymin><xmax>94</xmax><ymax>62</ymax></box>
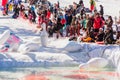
<box><xmin>103</xmin><ymin>28</ymin><xmax>114</xmax><ymax>44</ymax></box>
<box><xmin>95</xmin><ymin>28</ymin><xmax>105</xmax><ymax>42</ymax></box>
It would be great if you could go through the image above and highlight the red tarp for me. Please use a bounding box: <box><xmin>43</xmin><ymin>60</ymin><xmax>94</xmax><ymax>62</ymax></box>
<box><xmin>2</xmin><ymin>0</ymin><xmax>8</xmax><ymax>6</ymax></box>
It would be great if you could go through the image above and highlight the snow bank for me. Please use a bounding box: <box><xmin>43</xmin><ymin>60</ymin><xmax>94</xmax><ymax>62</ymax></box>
<box><xmin>0</xmin><ymin>52</ymin><xmax>78</xmax><ymax>68</ymax></box>
<box><xmin>79</xmin><ymin>57</ymin><xmax>109</xmax><ymax>71</ymax></box>
<box><xmin>0</xmin><ymin>39</ymin><xmax>120</xmax><ymax>71</ymax></box>
<box><xmin>78</xmin><ymin>44</ymin><xmax>120</xmax><ymax>72</ymax></box>
<box><xmin>0</xmin><ymin>53</ymin><xmax>8</xmax><ymax>60</ymax></box>
<box><xmin>64</xmin><ymin>41</ymin><xmax>83</xmax><ymax>52</ymax></box>
<box><xmin>88</xmin><ymin>45</ymin><xmax>107</xmax><ymax>58</ymax></box>
<box><xmin>18</xmin><ymin>43</ymin><xmax>39</xmax><ymax>54</ymax></box>
<box><xmin>6</xmin><ymin>53</ymin><xmax>33</xmax><ymax>62</ymax></box>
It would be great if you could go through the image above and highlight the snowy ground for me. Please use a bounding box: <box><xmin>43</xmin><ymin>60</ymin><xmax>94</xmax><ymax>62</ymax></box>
<box><xmin>0</xmin><ymin>0</ymin><xmax>120</xmax><ymax>68</ymax></box>
<box><xmin>0</xmin><ymin>13</ymin><xmax>84</xmax><ymax>68</ymax></box>
<box><xmin>0</xmin><ymin>14</ymin><xmax>107</xmax><ymax>68</ymax></box>
<box><xmin>0</xmin><ymin>0</ymin><xmax>120</xmax><ymax>80</ymax></box>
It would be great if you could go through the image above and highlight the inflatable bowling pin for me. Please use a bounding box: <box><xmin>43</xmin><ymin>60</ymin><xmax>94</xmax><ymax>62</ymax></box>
<box><xmin>40</xmin><ymin>22</ymin><xmax>48</xmax><ymax>47</ymax></box>
<box><xmin>0</xmin><ymin>30</ymin><xmax>10</xmax><ymax>45</ymax></box>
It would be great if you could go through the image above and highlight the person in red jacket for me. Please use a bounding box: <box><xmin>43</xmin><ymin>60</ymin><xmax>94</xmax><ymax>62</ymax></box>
<box><xmin>93</xmin><ymin>13</ymin><xmax>103</xmax><ymax>36</ymax></box>
<box><xmin>46</xmin><ymin>9</ymin><xmax>51</xmax><ymax>19</ymax></box>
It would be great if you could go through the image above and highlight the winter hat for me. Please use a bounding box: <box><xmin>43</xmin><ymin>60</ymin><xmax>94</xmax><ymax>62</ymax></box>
<box><xmin>99</xmin><ymin>28</ymin><xmax>103</xmax><ymax>31</ymax></box>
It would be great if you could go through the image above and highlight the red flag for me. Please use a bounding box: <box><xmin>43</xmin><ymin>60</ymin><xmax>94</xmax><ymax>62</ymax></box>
<box><xmin>2</xmin><ymin>0</ymin><xmax>8</xmax><ymax>6</ymax></box>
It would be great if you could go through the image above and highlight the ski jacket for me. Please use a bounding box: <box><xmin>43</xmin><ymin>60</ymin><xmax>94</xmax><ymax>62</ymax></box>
<box><xmin>93</xmin><ymin>17</ymin><xmax>103</xmax><ymax>29</ymax></box>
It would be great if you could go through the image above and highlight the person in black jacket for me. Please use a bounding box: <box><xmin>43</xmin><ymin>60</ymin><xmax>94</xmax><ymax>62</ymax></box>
<box><xmin>54</xmin><ymin>18</ymin><xmax>64</xmax><ymax>38</ymax></box>
<box><xmin>96</xmin><ymin>28</ymin><xmax>105</xmax><ymax>41</ymax></box>
<box><xmin>66</xmin><ymin>12</ymin><xmax>73</xmax><ymax>36</ymax></box>
<box><xmin>106</xmin><ymin>16</ymin><xmax>113</xmax><ymax>28</ymax></box>
<box><xmin>31</xmin><ymin>10</ymin><xmax>36</xmax><ymax>23</ymax></box>
<box><xmin>80</xmin><ymin>7</ymin><xmax>85</xmax><ymax>17</ymax></box>
<box><xmin>87</xmin><ymin>16</ymin><xmax>94</xmax><ymax>34</ymax></box>
<box><xmin>12</xmin><ymin>5</ymin><xmax>20</xmax><ymax>18</ymax></box>
<box><xmin>79</xmin><ymin>0</ymin><xmax>83</xmax><ymax>6</ymax></box>
<box><xmin>99</xmin><ymin>5</ymin><xmax>104</xmax><ymax>16</ymax></box>
<box><xmin>103</xmin><ymin>28</ymin><xmax>114</xmax><ymax>44</ymax></box>
<box><xmin>66</xmin><ymin>12</ymin><xmax>73</xmax><ymax>25</ymax></box>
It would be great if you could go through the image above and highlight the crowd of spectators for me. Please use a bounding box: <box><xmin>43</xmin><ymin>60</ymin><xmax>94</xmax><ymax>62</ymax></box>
<box><xmin>3</xmin><ymin>0</ymin><xmax>120</xmax><ymax>45</ymax></box>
